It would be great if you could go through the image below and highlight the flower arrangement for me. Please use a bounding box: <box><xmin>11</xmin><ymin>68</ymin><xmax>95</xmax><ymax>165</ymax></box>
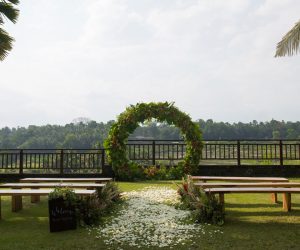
<box><xmin>177</xmin><ymin>176</ymin><xmax>225</xmax><ymax>225</ymax></box>
<box><xmin>49</xmin><ymin>187</ymin><xmax>78</xmax><ymax>206</ymax></box>
<box><xmin>104</xmin><ymin>102</ymin><xmax>203</xmax><ymax>180</ymax></box>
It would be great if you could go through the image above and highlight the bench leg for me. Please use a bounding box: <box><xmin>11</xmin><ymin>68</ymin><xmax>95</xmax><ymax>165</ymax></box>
<box><xmin>12</xmin><ymin>195</ymin><xmax>23</xmax><ymax>212</ymax></box>
<box><xmin>271</xmin><ymin>193</ymin><xmax>278</xmax><ymax>203</ymax></box>
<box><xmin>31</xmin><ymin>188</ymin><xmax>40</xmax><ymax>203</ymax></box>
<box><xmin>283</xmin><ymin>193</ymin><xmax>291</xmax><ymax>212</ymax></box>
<box><xmin>219</xmin><ymin>193</ymin><xmax>225</xmax><ymax>212</ymax></box>
<box><xmin>12</xmin><ymin>188</ymin><xmax>22</xmax><ymax>212</ymax></box>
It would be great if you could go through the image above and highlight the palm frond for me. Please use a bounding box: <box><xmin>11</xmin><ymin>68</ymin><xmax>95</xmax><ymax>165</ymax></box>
<box><xmin>0</xmin><ymin>27</ymin><xmax>14</xmax><ymax>61</ymax></box>
<box><xmin>0</xmin><ymin>0</ymin><xmax>19</xmax><ymax>60</ymax></box>
<box><xmin>7</xmin><ymin>0</ymin><xmax>19</xmax><ymax>5</ymax></box>
<box><xmin>0</xmin><ymin>1</ymin><xmax>19</xmax><ymax>23</ymax></box>
<box><xmin>275</xmin><ymin>20</ymin><xmax>300</xmax><ymax>57</ymax></box>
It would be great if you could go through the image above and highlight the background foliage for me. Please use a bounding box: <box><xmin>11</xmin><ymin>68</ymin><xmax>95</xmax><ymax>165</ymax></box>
<box><xmin>0</xmin><ymin>119</ymin><xmax>299</xmax><ymax>149</ymax></box>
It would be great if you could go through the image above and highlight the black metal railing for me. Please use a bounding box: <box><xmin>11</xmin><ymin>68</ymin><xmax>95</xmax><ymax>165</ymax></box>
<box><xmin>0</xmin><ymin>149</ymin><xmax>106</xmax><ymax>175</ymax></box>
<box><xmin>0</xmin><ymin>139</ymin><xmax>300</xmax><ymax>176</ymax></box>
<box><xmin>126</xmin><ymin>140</ymin><xmax>186</xmax><ymax>164</ymax></box>
<box><xmin>126</xmin><ymin>139</ymin><xmax>300</xmax><ymax>166</ymax></box>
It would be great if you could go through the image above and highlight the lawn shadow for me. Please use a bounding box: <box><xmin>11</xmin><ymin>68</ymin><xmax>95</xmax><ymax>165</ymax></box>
<box><xmin>225</xmin><ymin>202</ymin><xmax>300</xmax><ymax>218</ymax></box>
<box><xmin>226</xmin><ymin>203</ymin><xmax>282</xmax><ymax>208</ymax></box>
<box><xmin>227</xmin><ymin>210</ymin><xmax>300</xmax><ymax>217</ymax></box>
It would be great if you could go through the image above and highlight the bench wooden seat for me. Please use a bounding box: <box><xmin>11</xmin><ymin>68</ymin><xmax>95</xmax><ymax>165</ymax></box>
<box><xmin>191</xmin><ymin>176</ymin><xmax>289</xmax><ymax>203</ymax></box>
<box><xmin>195</xmin><ymin>182</ymin><xmax>300</xmax><ymax>188</ymax></box>
<box><xmin>19</xmin><ymin>178</ymin><xmax>110</xmax><ymax>203</ymax></box>
<box><xmin>0</xmin><ymin>183</ymin><xmax>105</xmax><ymax>188</ymax></box>
<box><xmin>20</xmin><ymin>178</ymin><xmax>112</xmax><ymax>183</ymax></box>
<box><xmin>0</xmin><ymin>189</ymin><xmax>96</xmax><ymax>219</ymax></box>
<box><xmin>203</xmin><ymin>187</ymin><xmax>300</xmax><ymax>211</ymax></box>
<box><xmin>196</xmin><ymin>182</ymin><xmax>300</xmax><ymax>203</ymax></box>
<box><xmin>0</xmin><ymin>189</ymin><xmax>96</xmax><ymax>195</ymax></box>
<box><xmin>191</xmin><ymin>176</ymin><xmax>289</xmax><ymax>182</ymax></box>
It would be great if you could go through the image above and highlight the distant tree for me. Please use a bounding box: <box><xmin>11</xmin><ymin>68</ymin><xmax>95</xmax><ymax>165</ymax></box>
<box><xmin>72</xmin><ymin>117</ymin><xmax>92</xmax><ymax>125</ymax></box>
<box><xmin>275</xmin><ymin>20</ymin><xmax>300</xmax><ymax>57</ymax></box>
<box><xmin>272</xmin><ymin>130</ymin><xmax>280</xmax><ymax>139</ymax></box>
<box><xmin>0</xmin><ymin>0</ymin><xmax>19</xmax><ymax>61</ymax></box>
<box><xmin>286</xmin><ymin>128</ymin><xmax>298</xmax><ymax>139</ymax></box>
<box><xmin>1</xmin><ymin>119</ymin><xmax>300</xmax><ymax>149</ymax></box>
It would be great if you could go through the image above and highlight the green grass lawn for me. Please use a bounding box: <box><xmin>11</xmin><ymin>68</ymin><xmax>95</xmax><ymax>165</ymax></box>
<box><xmin>1</xmin><ymin>180</ymin><xmax>300</xmax><ymax>249</ymax></box>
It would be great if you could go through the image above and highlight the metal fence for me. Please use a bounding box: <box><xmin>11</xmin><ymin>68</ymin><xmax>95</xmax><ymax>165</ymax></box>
<box><xmin>126</xmin><ymin>139</ymin><xmax>300</xmax><ymax>166</ymax></box>
<box><xmin>0</xmin><ymin>149</ymin><xmax>105</xmax><ymax>175</ymax></box>
<box><xmin>1</xmin><ymin>139</ymin><xmax>300</xmax><ymax>176</ymax></box>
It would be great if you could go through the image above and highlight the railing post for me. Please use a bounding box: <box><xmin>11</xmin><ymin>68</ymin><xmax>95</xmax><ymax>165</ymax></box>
<box><xmin>101</xmin><ymin>149</ymin><xmax>105</xmax><ymax>170</ymax></box>
<box><xmin>60</xmin><ymin>149</ymin><xmax>64</xmax><ymax>175</ymax></box>
<box><xmin>19</xmin><ymin>149</ymin><xmax>23</xmax><ymax>175</ymax></box>
<box><xmin>152</xmin><ymin>141</ymin><xmax>156</xmax><ymax>166</ymax></box>
<box><xmin>101</xmin><ymin>149</ymin><xmax>113</xmax><ymax>177</ymax></box>
<box><xmin>237</xmin><ymin>140</ymin><xmax>241</xmax><ymax>166</ymax></box>
<box><xmin>279</xmin><ymin>140</ymin><xmax>283</xmax><ymax>166</ymax></box>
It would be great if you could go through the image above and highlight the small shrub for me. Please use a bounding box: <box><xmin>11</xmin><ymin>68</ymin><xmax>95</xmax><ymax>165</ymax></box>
<box><xmin>77</xmin><ymin>196</ymin><xmax>103</xmax><ymax>226</ymax></box>
<box><xmin>167</xmin><ymin>163</ymin><xmax>185</xmax><ymax>180</ymax></box>
<box><xmin>122</xmin><ymin>164</ymin><xmax>187</xmax><ymax>181</ymax></box>
<box><xmin>177</xmin><ymin>176</ymin><xmax>225</xmax><ymax>225</ymax></box>
<box><xmin>117</xmin><ymin>162</ymin><xmax>145</xmax><ymax>181</ymax></box>
<box><xmin>96</xmin><ymin>181</ymin><xmax>122</xmax><ymax>206</ymax></box>
<box><xmin>156</xmin><ymin>165</ymin><xmax>168</xmax><ymax>180</ymax></box>
<box><xmin>77</xmin><ymin>182</ymin><xmax>122</xmax><ymax>225</ymax></box>
<box><xmin>191</xmin><ymin>193</ymin><xmax>224</xmax><ymax>225</ymax></box>
<box><xmin>144</xmin><ymin>166</ymin><xmax>159</xmax><ymax>179</ymax></box>
<box><xmin>49</xmin><ymin>187</ymin><xmax>78</xmax><ymax>206</ymax></box>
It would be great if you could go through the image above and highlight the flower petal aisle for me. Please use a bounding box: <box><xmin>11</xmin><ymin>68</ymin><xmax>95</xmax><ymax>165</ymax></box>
<box><xmin>93</xmin><ymin>187</ymin><xmax>222</xmax><ymax>249</ymax></box>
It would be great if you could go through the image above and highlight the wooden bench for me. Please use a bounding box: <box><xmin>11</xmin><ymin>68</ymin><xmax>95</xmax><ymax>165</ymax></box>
<box><xmin>191</xmin><ymin>176</ymin><xmax>289</xmax><ymax>182</ymax></box>
<box><xmin>203</xmin><ymin>187</ymin><xmax>300</xmax><ymax>212</ymax></box>
<box><xmin>0</xmin><ymin>182</ymin><xmax>105</xmax><ymax>203</ymax></box>
<box><xmin>19</xmin><ymin>178</ymin><xmax>111</xmax><ymax>203</ymax></box>
<box><xmin>191</xmin><ymin>176</ymin><xmax>289</xmax><ymax>203</ymax></box>
<box><xmin>196</xmin><ymin>182</ymin><xmax>300</xmax><ymax>188</ymax></box>
<box><xmin>0</xmin><ymin>189</ymin><xmax>96</xmax><ymax>220</ymax></box>
<box><xmin>0</xmin><ymin>183</ymin><xmax>105</xmax><ymax>188</ymax></box>
<box><xmin>20</xmin><ymin>178</ymin><xmax>113</xmax><ymax>183</ymax></box>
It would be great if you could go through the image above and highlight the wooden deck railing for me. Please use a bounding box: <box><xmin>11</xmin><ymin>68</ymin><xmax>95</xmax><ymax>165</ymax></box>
<box><xmin>126</xmin><ymin>139</ymin><xmax>300</xmax><ymax>166</ymax></box>
<box><xmin>0</xmin><ymin>139</ymin><xmax>300</xmax><ymax>176</ymax></box>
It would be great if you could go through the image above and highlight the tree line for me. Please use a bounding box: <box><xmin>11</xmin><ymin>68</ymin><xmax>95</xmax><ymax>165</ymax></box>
<box><xmin>0</xmin><ymin>119</ymin><xmax>299</xmax><ymax>149</ymax></box>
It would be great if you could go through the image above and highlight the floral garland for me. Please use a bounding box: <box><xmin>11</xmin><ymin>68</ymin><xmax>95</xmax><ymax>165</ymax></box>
<box><xmin>104</xmin><ymin>102</ymin><xmax>203</xmax><ymax>179</ymax></box>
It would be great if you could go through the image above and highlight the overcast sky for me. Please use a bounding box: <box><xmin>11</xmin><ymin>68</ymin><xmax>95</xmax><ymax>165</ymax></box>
<box><xmin>0</xmin><ymin>0</ymin><xmax>300</xmax><ymax>128</ymax></box>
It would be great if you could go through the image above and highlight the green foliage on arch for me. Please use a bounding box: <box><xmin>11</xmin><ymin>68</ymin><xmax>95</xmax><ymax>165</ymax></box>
<box><xmin>104</xmin><ymin>102</ymin><xmax>203</xmax><ymax>179</ymax></box>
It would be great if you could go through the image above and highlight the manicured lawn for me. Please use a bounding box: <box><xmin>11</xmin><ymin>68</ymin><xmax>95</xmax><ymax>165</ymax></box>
<box><xmin>1</xmin><ymin>180</ymin><xmax>300</xmax><ymax>249</ymax></box>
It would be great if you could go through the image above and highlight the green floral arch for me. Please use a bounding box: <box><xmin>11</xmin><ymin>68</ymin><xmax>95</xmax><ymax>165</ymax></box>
<box><xmin>104</xmin><ymin>102</ymin><xmax>203</xmax><ymax>179</ymax></box>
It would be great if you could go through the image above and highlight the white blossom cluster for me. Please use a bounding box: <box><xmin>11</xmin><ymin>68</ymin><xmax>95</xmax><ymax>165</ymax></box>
<box><xmin>93</xmin><ymin>187</ymin><xmax>222</xmax><ymax>248</ymax></box>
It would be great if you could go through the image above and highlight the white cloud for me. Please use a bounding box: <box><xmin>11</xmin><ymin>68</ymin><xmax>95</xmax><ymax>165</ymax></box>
<box><xmin>0</xmin><ymin>0</ymin><xmax>300</xmax><ymax>127</ymax></box>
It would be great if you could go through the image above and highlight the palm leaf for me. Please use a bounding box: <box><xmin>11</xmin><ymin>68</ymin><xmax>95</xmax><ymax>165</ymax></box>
<box><xmin>0</xmin><ymin>1</ymin><xmax>19</xmax><ymax>23</ymax></box>
<box><xmin>0</xmin><ymin>27</ymin><xmax>14</xmax><ymax>61</ymax></box>
<box><xmin>275</xmin><ymin>20</ymin><xmax>300</xmax><ymax>57</ymax></box>
<box><xmin>7</xmin><ymin>0</ymin><xmax>19</xmax><ymax>4</ymax></box>
<box><xmin>0</xmin><ymin>0</ymin><xmax>19</xmax><ymax>61</ymax></box>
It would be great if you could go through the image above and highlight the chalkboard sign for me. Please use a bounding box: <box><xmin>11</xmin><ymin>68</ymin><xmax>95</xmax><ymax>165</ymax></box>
<box><xmin>48</xmin><ymin>198</ymin><xmax>76</xmax><ymax>232</ymax></box>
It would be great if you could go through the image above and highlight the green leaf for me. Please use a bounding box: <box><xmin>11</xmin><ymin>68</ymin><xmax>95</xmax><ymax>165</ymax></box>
<box><xmin>0</xmin><ymin>1</ymin><xmax>19</xmax><ymax>24</ymax></box>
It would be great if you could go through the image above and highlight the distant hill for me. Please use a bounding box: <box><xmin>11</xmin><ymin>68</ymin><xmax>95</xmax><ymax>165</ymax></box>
<box><xmin>0</xmin><ymin>119</ymin><xmax>299</xmax><ymax>149</ymax></box>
